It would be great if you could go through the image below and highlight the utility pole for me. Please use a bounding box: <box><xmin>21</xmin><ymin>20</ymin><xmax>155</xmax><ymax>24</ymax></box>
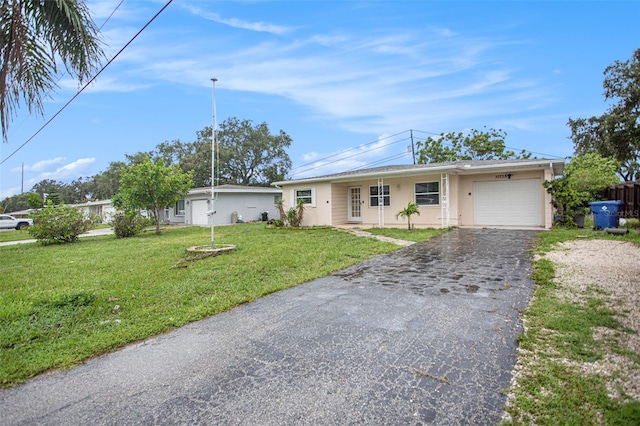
<box><xmin>410</xmin><ymin>129</ymin><xmax>416</xmax><ymax>164</ymax></box>
<box><xmin>210</xmin><ymin>78</ymin><xmax>218</xmax><ymax>247</ymax></box>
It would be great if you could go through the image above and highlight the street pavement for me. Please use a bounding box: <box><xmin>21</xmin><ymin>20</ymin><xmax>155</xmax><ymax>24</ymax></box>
<box><xmin>0</xmin><ymin>228</ymin><xmax>539</xmax><ymax>425</ymax></box>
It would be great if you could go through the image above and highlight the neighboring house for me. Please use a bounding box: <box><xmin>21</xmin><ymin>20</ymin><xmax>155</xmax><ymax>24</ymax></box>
<box><xmin>165</xmin><ymin>184</ymin><xmax>282</xmax><ymax>226</ymax></box>
<box><xmin>273</xmin><ymin>159</ymin><xmax>565</xmax><ymax>229</ymax></box>
<box><xmin>74</xmin><ymin>199</ymin><xmax>117</xmax><ymax>223</ymax></box>
<box><xmin>5</xmin><ymin>209</ymin><xmax>35</xmax><ymax>218</ymax></box>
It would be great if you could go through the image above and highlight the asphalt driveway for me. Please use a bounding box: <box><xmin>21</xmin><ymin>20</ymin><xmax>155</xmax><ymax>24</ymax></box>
<box><xmin>0</xmin><ymin>228</ymin><xmax>539</xmax><ymax>425</ymax></box>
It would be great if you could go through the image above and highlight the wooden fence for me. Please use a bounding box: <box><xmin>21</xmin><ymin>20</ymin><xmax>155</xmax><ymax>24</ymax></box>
<box><xmin>606</xmin><ymin>181</ymin><xmax>640</xmax><ymax>218</ymax></box>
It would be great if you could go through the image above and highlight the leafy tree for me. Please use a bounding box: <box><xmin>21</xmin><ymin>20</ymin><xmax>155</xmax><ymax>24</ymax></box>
<box><xmin>569</xmin><ymin>48</ymin><xmax>640</xmax><ymax>181</ymax></box>
<box><xmin>416</xmin><ymin>128</ymin><xmax>531</xmax><ymax>164</ymax></box>
<box><xmin>113</xmin><ymin>157</ymin><xmax>193</xmax><ymax>234</ymax></box>
<box><xmin>213</xmin><ymin>118</ymin><xmax>292</xmax><ymax>185</ymax></box>
<box><xmin>1</xmin><ymin>192</ymin><xmax>31</xmax><ymax>212</ymax></box>
<box><xmin>1</xmin><ymin>0</ymin><xmax>104</xmax><ymax>141</ymax></box>
<box><xmin>58</xmin><ymin>178</ymin><xmax>91</xmax><ymax>203</ymax></box>
<box><xmin>395</xmin><ymin>201</ymin><xmax>420</xmax><ymax>230</ymax></box>
<box><xmin>544</xmin><ymin>153</ymin><xmax>620</xmax><ymax>223</ymax></box>
<box><xmin>89</xmin><ymin>161</ymin><xmax>126</xmax><ymax>200</ymax></box>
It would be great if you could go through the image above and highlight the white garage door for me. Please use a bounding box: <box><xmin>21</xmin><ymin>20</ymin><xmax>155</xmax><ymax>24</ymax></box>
<box><xmin>474</xmin><ymin>179</ymin><xmax>542</xmax><ymax>227</ymax></box>
<box><xmin>191</xmin><ymin>200</ymin><xmax>209</xmax><ymax>226</ymax></box>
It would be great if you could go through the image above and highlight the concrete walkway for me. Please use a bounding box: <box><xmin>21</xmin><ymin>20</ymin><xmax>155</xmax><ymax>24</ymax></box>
<box><xmin>0</xmin><ymin>227</ymin><xmax>114</xmax><ymax>247</ymax></box>
<box><xmin>0</xmin><ymin>228</ymin><xmax>539</xmax><ymax>425</ymax></box>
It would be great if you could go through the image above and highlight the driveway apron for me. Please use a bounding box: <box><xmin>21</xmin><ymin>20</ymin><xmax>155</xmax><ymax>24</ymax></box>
<box><xmin>1</xmin><ymin>228</ymin><xmax>539</xmax><ymax>425</ymax></box>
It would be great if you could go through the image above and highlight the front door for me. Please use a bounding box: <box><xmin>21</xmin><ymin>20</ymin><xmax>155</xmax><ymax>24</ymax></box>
<box><xmin>348</xmin><ymin>187</ymin><xmax>362</xmax><ymax>222</ymax></box>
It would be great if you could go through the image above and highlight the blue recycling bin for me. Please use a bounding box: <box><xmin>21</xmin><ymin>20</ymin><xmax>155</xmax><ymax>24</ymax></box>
<box><xmin>589</xmin><ymin>200</ymin><xmax>624</xmax><ymax>230</ymax></box>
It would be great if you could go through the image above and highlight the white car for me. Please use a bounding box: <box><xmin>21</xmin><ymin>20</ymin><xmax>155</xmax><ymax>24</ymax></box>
<box><xmin>0</xmin><ymin>214</ymin><xmax>34</xmax><ymax>230</ymax></box>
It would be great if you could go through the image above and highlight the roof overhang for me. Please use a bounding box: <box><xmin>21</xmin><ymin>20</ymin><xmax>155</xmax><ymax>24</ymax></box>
<box><xmin>274</xmin><ymin>159</ymin><xmax>565</xmax><ymax>186</ymax></box>
<box><xmin>188</xmin><ymin>186</ymin><xmax>283</xmax><ymax>196</ymax></box>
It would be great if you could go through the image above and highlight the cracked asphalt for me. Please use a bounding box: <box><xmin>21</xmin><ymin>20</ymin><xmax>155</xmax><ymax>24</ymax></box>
<box><xmin>0</xmin><ymin>228</ymin><xmax>539</xmax><ymax>425</ymax></box>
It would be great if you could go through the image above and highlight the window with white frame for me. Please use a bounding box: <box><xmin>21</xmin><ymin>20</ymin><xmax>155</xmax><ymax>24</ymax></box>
<box><xmin>415</xmin><ymin>182</ymin><xmax>439</xmax><ymax>205</ymax></box>
<box><xmin>369</xmin><ymin>185</ymin><xmax>390</xmax><ymax>207</ymax></box>
<box><xmin>295</xmin><ymin>189</ymin><xmax>313</xmax><ymax>204</ymax></box>
<box><xmin>174</xmin><ymin>199</ymin><xmax>185</xmax><ymax>216</ymax></box>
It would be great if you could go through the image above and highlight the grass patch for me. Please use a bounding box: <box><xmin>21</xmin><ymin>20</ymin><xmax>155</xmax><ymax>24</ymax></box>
<box><xmin>503</xmin><ymin>227</ymin><xmax>640</xmax><ymax>425</ymax></box>
<box><xmin>0</xmin><ymin>229</ymin><xmax>35</xmax><ymax>243</ymax></box>
<box><xmin>0</xmin><ymin>223</ymin><xmax>401</xmax><ymax>387</ymax></box>
<box><xmin>364</xmin><ymin>226</ymin><xmax>450</xmax><ymax>242</ymax></box>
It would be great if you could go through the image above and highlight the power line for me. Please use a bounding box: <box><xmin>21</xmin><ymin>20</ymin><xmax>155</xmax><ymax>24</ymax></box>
<box><xmin>0</xmin><ymin>0</ymin><xmax>174</xmax><ymax>166</ymax></box>
<box><xmin>289</xmin><ymin>135</ymin><xmax>411</xmax><ymax>178</ymax></box>
<box><xmin>3</xmin><ymin>0</ymin><xmax>125</xmax><ymax>143</ymax></box>
<box><xmin>347</xmin><ymin>151</ymin><xmax>412</xmax><ymax>172</ymax></box>
<box><xmin>288</xmin><ymin>130</ymin><xmax>411</xmax><ymax>174</ymax></box>
<box><xmin>411</xmin><ymin>128</ymin><xmax>564</xmax><ymax>159</ymax></box>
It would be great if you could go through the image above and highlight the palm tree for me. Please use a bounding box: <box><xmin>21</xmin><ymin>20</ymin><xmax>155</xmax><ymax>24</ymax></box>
<box><xmin>395</xmin><ymin>201</ymin><xmax>420</xmax><ymax>230</ymax></box>
<box><xmin>1</xmin><ymin>0</ymin><xmax>104</xmax><ymax>141</ymax></box>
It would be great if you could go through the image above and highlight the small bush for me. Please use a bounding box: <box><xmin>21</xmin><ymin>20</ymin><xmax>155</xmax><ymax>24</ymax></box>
<box><xmin>268</xmin><ymin>219</ymin><xmax>285</xmax><ymax>228</ymax></box>
<box><xmin>112</xmin><ymin>212</ymin><xmax>149</xmax><ymax>238</ymax></box>
<box><xmin>28</xmin><ymin>204</ymin><xmax>93</xmax><ymax>244</ymax></box>
<box><xmin>623</xmin><ymin>218</ymin><xmax>640</xmax><ymax>229</ymax></box>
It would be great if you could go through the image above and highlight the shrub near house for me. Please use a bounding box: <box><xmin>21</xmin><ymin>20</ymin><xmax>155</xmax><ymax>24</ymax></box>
<box><xmin>28</xmin><ymin>204</ymin><xmax>94</xmax><ymax>244</ymax></box>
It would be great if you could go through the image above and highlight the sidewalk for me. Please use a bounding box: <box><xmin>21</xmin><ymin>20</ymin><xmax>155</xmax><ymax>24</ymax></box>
<box><xmin>0</xmin><ymin>227</ymin><xmax>113</xmax><ymax>247</ymax></box>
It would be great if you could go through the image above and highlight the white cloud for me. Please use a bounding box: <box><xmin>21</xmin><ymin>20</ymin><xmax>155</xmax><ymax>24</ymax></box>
<box><xmin>181</xmin><ymin>4</ymin><xmax>293</xmax><ymax>35</ymax></box>
<box><xmin>42</xmin><ymin>158</ymin><xmax>96</xmax><ymax>178</ymax></box>
<box><xmin>28</xmin><ymin>158</ymin><xmax>96</xmax><ymax>182</ymax></box>
<box><xmin>15</xmin><ymin>157</ymin><xmax>65</xmax><ymax>173</ymax></box>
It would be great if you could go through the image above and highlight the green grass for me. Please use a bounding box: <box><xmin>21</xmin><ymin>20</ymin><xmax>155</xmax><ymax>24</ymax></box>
<box><xmin>0</xmin><ymin>223</ymin><xmax>402</xmax><ymax>387</ymax></box>
<box><xmin>503</xmin><ymin>227</ymin><xmax>640</xmax><ymax>425</ymax></box>
<box><xmin>364</xmin><ymin>226</ymin><xmax>450</xmax><ymax>242</ymax></box>
<box><xmin>0</xmin><ymin>229</ymin><xmax>35</xmax><ymax>243</ymax></box>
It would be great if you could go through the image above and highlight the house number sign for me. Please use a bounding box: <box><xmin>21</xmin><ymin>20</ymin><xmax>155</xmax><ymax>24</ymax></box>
<box><xmin>495</xmin><ymin>173</ymin><xmax>513</xmax><ymax>179</ymax></box>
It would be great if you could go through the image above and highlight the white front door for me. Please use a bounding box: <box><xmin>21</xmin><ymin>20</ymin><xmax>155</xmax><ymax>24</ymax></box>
<box><xmin>191</xmin><ymin>200</ymin><xmax>210</xmax><ymax>226</ymax></box>
<box><xmin>348</xmin><ymin>187</ymin><xmax>362</xmax><ymax>222</ymax></box>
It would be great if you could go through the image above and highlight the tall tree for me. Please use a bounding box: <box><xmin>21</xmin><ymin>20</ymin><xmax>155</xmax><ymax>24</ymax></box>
<box><xmin>212</xmin><ymin>118</ymin><xmax>293</xmax><ymax>186</ymax></box>
<box><xmin>569</xmin><ymin>48</ymin><xmax>640</xmax><ymax>181</ymax></box>
<box><xmin>1</xmin><ymin>0</ymin><xmax>104</xmax><ymax>141</ymax></box>
<box><xmin>113</xmin><ymin>157</ymin><xmax>193</xmax><ymax>234</ymax></box>
<box><xmin>415</xmin><ymin>128</ymin><xmax>531</xmax><ymax>164</ymax></box>
<box><xmin>88</xmin><ymin>160</ymin><xmax>126</xmax><ymax>200</ymax></box>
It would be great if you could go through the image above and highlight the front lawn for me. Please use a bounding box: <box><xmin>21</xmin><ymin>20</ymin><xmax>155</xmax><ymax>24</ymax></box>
<box><xmin>503</xmin><ymin>227</ymin><xmax>640</xmax><ymax>424</ymax></box>
<box><xmin>0</xmin><ymin>229</ymin><xmax>35</xmax><ymax>243</ymax></box>
<box><xmin>0</xmin><ymin>223</ymin><xmax>401</xmax><ymax>387</ymax></box>
<box><xmin>365</xmin><ymin>227</ymin><xmax>449</xmax><ymax>242</ymax></box>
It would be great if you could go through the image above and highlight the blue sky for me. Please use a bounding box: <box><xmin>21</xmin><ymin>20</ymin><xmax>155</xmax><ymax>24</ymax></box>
<box><xmin>1</xmin><ymin>0</ymin><xmax>639</xmax><ymax>199</ymax></box>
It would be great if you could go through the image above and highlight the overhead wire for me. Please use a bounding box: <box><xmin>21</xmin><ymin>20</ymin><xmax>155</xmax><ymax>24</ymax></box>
<box><xmin>0</xmin><ymin>0</ymin><xmax>174</xmax><ymax>166</ymax></box>
<box><xmin>288</xmin><ymin>130</ymin><xmax>412</xmax><ymax>174</ymax></box>
<box><xmin>288</xmin><ymin>135</ymin><xmax>412</xmax><ymax>178</ymax></box>
<box><xmin>2</xmin><ymin>0</ymin><xmax>125</xmax><ymax>143</ymax></box>
<box><xmin>412</xmin><ymin>128</ymin><xmax>564</xmax><ymax>159</ymax></box>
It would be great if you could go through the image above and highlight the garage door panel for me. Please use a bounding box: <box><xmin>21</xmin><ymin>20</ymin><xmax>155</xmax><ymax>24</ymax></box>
<box><xmin>474</xmin><ymin>179</ymin><xmax>541</xmax><ymax>226</ymax></box>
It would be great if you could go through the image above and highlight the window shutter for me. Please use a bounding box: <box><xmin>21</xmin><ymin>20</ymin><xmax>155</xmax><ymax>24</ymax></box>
<box><xmin>311</xmin><ymin>188</ymin><xmax>316</xmax><ymax>207</ymax></box>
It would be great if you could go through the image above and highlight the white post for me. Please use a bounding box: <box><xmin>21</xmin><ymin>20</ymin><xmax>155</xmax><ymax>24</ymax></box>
<box><xmin>210</xmin><ymin>78</ymin><xmax>218</xmax><ymax>247</ymax></box>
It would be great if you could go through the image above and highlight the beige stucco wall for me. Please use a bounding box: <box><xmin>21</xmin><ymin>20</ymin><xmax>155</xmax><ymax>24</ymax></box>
<box><xmin>281</xmin><ymin>165</ymin><xmax>555</xmax><ymax>229</ymax></box>
<box><xmin>333</xmin><ymin>174</ymin><xmax>447</xmax><ymax>228</ymax></box>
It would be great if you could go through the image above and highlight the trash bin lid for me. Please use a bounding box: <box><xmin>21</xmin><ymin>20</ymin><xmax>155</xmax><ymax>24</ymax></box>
<box><xmin>588</xmin><ymin>200</ymin><xmax>624</xmax><ymax>206</ymax></box>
